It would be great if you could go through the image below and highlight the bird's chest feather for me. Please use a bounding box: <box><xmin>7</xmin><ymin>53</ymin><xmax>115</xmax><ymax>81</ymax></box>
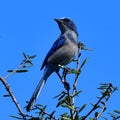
<box><xmin>48</xmin><ymin>34</ymin><xmax>78</xmax><ymax>66</ymax></box>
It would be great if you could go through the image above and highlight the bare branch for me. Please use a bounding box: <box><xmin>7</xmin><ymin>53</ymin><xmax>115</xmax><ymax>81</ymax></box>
<box><xmin>0</xmin><ymin>76</ymin><xmax>25</xmax><ymax>117</ymax></box>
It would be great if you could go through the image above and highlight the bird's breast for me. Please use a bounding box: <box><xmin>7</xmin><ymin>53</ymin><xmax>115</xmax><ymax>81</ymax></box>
<box><xmin>47</xmin><ymin>36</ymin><xmax>78</xmax><ymax>66</ymax></box>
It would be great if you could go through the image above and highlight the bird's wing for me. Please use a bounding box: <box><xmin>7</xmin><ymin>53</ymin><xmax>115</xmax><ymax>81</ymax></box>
<box><xmin>40</xmin><ymin>36</ymin><xmax>66</xmax><ymax>70</ymax></box>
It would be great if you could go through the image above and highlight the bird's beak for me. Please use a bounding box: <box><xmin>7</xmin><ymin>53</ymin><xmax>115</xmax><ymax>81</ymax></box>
<box><xmin>54</xmin><ymin>18</ymin><xmax>62</xmax><ymax>23</ymax></box>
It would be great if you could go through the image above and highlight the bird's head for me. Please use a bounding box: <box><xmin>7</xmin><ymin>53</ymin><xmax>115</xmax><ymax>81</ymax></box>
<box><xmin>54</xmin><ymin>17</ymin><xmax>78</xmax><ymax>35</ymax></box>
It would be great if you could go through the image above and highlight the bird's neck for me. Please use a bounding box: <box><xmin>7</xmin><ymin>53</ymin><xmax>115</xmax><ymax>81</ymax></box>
<box><xmin>66</xmin><ymin>30</ymin><xmax>78</xmax><ymax>40</ymax></box>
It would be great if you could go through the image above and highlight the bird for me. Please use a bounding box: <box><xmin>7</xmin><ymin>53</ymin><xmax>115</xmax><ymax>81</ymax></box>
<box><xmin>26</xmin><ymin>17</ymin><xmax>79</xmax><ymax>111</ymax></box>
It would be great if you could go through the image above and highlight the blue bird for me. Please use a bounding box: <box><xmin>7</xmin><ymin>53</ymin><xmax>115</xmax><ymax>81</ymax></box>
<box><xmin>26</xmin><ymin>17</ymin><xmax>78</xmax><ymax>111</ymax></box>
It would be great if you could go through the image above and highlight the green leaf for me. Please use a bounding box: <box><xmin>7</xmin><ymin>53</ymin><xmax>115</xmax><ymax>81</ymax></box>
<box><xmin>61</xmin><ymin>116</ymin><xmax>71</xmax><ymax>120</ymax></box>
<box><xmin>70</xmin><ymin>69</ymin><xmax>76</xmax><ymax>73</ymax></box>
<box><xmin>80</xmin><ymin>58</ymin><xmax>88</xmax><ymax>69</ymax></box>
<box><xmin>82</xmin><ymin>47</ymin><xmax>93</xmax><ymax>51</ymax></box>
<box><xmin>23</xmin><ymin>52</ymin><xmax>27</xmax><ymax>59</ymax></box>
<box><xmin>56</xmin><ymin>100</ymin><xmax>65</xmax><ymax>107</ymax></box>
<box><xmin>7</xmin><ymin>70</ymin><xmax>14</xmax><ymax>72</ymax></box>
<box><xmin>3</xmin><ymin>94</ymin><xmax>10</xmax><ymax>97</ymax></box>
<box><xmin>114</xmin><ymin>110</ymin><xmax>120</xmax><ymax>114</ymax></box>
<box><xmin>61</xmin><ymin>112</ymin><xmax>68</xmax><ymax>117</ymax></box>
<box><xmin>99</xmin><ymin>83</ymin><xmax>109</xmax><ymax>86</ymax></box>
<box><xmin>97</xmin><ymin>86</ymin><xmax>107</xmax><ymax>90</ymax></box>
<box><xmin>7</xmin><ymin>69</ymin><xmax>28</xmax><ymax>73</ymax></box>
<box><xmin>101</xmin><ymin>101</ymin><xmax>105</xmax><ymax>105</ymax></box>
<box><xmin>28</xmin><ymin>55</ymin><xmax>37</xmax><ymax>59</ymax></box>
<box><xmin>16</xmin><ymin>70</ymin><xmax>28</xmax><ymax>73</ymax></box>
<box><xmin>62</xmin><ymin>104</ymin><xmax>75</xmax><ymax>111</ymax></box>
<box><xmin>10</xmin><ymin>115</ymin><xmax>22</xmax><ymax>119</ymax></box>
<box><xmin>79</xmin><ymin>104</ymin><xmax>86</xmax><ymax>113</ymax></box>
<box><xmin>94</xmin><ymin>112</ymin><xmax>99</xmax><ymax>118</ymax></box>
<box><xmin>53</xmin><ymin>93</ymin><xmax>63</xmax><ymax>99</ymax></box>
<box><xmin>35</xmin><ymin>103</ymin><xmax>43</xmax><ymax>107</ymax></box>
<box><xmin>91</xmin><ymin>103</ymin><xmax>95</xmax><ymax>106</ymax></box>
<box><xmin>89</xmin><ymin>118</ymin><xmax>93</xmax><ymax>120</ymax></box>
<box><xmin>58</xmin><ymin>94</ymin><xmax>66</xmax><ymax>100</ymax></box>
<box><xmin>50</xmin><ymin>110</ymin><xmax>56</xmax><ymax>116</ymax></box>
<box><xmin>108</xmin><ymin>112</ymin><xmax>117</xmax><ymax>119</ymax></box>
<box><xmin>42</xmin><ymin>105</ymin><xmax>47</xmax><ymax>110</ymax></box>
<box><xmin>39</xmin><ymin>105</ymin><xmax>47</xmax><ymax>114</ymax></box>
<box><xmin>79</xmin><ymin>42</ymin><xmax>93</xmax><ymax>51</ymax></box>
<box><xmin>97</xmin><ymin>96</ymin><xmax>101</xmax><ymax>99</ymax></box>
<box><xmin>64</xmin><ymin>81</ymin><xmax>70</xmax><ymax>91</ymax></box>
<box><xmin>112</xmin><ymin>86</ymin><xmax>119</xmax><ymax>90</ymax></box>
<box><xmin>72</xmin><ymin>90</ymin><xmax>82</xmax><ymax>97</ymax></box>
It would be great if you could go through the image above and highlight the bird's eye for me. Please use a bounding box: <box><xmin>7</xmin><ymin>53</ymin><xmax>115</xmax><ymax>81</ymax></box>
<box><xmin>63</xmin><ymin>18</ymin><xmax>70</xmax><ymax>22</ymax></box>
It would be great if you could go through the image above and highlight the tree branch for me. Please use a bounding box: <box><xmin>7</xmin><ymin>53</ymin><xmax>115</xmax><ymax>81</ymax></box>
<box><xmin>71</xmin><ymin>42</ymin><xmax>82</xmax><ymax>118</ymax></box>
<box><xmin>0</xmin><ymin>53</ymin><xmax>36</xmax><ymax>119</ymax></box>
<box><xmin>82</xmin><ymin>83</ymin><xmax>115</xmax><ymax>120</ymax></box>
<box><xmin>0</xmin><ymin>76</ymin><xmax>25</xmax><ymax>117</ymax></box>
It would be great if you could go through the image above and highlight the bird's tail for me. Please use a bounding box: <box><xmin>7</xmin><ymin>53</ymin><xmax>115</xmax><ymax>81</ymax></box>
<box><xmin>26</xmin><ymin>66</ymin><xmax>54</xmax><ymax>111</ymax></box>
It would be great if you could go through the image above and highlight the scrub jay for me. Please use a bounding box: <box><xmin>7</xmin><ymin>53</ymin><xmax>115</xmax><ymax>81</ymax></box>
<box><xmin>26</xmin><ymin>17</ymin><xmax>78</xmax><ymax>111</ymax></box>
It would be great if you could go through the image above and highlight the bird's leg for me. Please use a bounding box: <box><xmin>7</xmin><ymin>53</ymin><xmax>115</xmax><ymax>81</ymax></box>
<box><xmin>55</xmin><ymin>70</ymin><xmax>62</xmax><ymax>80</ymax></box>
<box><xmin>55</xmin><ymin>66</ymin><xmax>70</xmax><ymax>91</ymax></box>
<box><xmin>62</xmin><ymin>67</ymin><xmax>70</xmax><ymax>91</ymax></box>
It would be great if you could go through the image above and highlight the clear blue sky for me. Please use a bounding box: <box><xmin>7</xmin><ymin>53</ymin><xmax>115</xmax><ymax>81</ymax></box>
<box><xmin>0</xmin><ymin>0</ymin><xmax>120</xmax><ymax>119</ymax></box>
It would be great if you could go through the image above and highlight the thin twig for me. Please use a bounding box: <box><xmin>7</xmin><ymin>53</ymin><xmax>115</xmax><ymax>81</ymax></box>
<box><xmin>0</xmin><ymin>76</ymin><xmax>25</xmax><ymax>117</ymax></box>
<box><xmin>116</xmin><ymin>116</ymin><xmax>120</xmax><ymax>119</ymax></box>
<box><xmin>70</xmin><ymin>42</ymin><xmax>82</xmax><ymax>119</ymax></box>
<box><xmin>94</xmin><ymin>84</ymin><xmax>118</xmax><ymax>120</ymax></box>
<box><xmin>93</xmin><ymin>97</ymin><xmax>109</xmax><ymax>120</ymax></box>
<box><xmin>82</xmin><ymin>83</ymin><xmax>112</xmax><ymax>120</ymax></box>
<box><xmin>0</xmin><ymin>58</ymin><xmax>32</xmax><ymax>118</ymax></box>
<box><xmin>4</xmin><ymin>59</ymin><xmax>29</xmax><ymax>80</ymax></box>
<box><xmin>32</xmin><ymin>105</ymin><xmax>58</xmax><ymax>120</ymax></box>
<box><xmin>73</xmin><ymin>42</ymin><xmax>81</xmax><ymax>89</ymax></box>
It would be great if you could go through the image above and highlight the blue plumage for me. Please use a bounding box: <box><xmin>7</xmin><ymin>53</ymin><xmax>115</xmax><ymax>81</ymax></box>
<box><xmin>26</xmin><ymin>17</ymin><xmax>78</xmax><ymax>111</ymax></box>
<box><xmin>41</xmin><ymin>36</ymin><xmax>66</xmax><ymax>70</ymax></box>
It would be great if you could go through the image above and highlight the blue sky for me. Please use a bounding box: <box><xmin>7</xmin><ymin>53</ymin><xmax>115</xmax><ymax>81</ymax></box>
<box><xmin>0</xmin><ymin>0</ymin><xmax>120</xmax><ymax>119</ymax></box>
